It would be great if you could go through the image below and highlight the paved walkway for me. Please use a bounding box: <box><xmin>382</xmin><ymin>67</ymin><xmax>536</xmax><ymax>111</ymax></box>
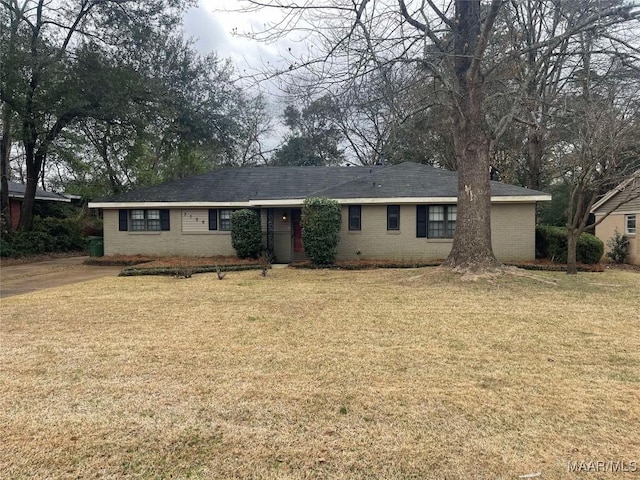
<box><xmin>0</xmin><ymin>257</ymin><xmax>121</xmax><ymax>298</ymax></box>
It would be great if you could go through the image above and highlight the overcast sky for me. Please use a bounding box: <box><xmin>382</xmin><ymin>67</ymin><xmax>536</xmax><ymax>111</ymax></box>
<box><xmin>183</xmin><ymin>0</ymin><xmax>287</xmax><ymax>83</ymax></box>
<box><xmin>182</xmin><ymin>0</ymin><xmax>300</xmax><ymax>147</ymax></box>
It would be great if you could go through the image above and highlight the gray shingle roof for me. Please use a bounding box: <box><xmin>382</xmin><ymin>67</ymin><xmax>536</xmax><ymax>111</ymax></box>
<box><xmin>6</xmin><ymin>181</ymin><xmax>70</xmax><ymax>202</ymax></box>
<box><xmin>96</xmin><ymin>162</ymin><xmax>548</xmax><ymax>203</ymax></box>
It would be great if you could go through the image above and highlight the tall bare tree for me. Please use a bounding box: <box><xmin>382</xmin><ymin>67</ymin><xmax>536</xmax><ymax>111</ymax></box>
<box><xmin>237</xmin><ymin>0</ymin><xmax>639</xmax><ymax>272</ymax></box>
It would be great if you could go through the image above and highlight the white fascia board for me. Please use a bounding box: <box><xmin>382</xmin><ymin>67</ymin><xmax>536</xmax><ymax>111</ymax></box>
<box><xmin>11</xmin><ymin>193</ymin><xmax>71</xmax><ymax>202</ymax></box>
<box><xmin>89</xmin><ymin>201</ymin><xmax>253</xmax><ymax>209</ymax></box>
<box><xmin>247</xmin><ymin>199</ymin><xmax>306</xmax><ymax>207</ymax></box>
<box><xmin>491</xmin><ymin>195</ymin><xmax>552</xmax><ymax>202</ymax></box>
<box><xmin>327</xmin><ymin>196</ymin><xmax>550</xmax><ymax>204</ymax></box>
<box><xmin>90</xmin><ymin>195</ymin><xmax>551</xmax><ymax>209</ymax></box>
<box><xmin>35</xmin><ymin>195</ymin><xmax>71</xmax><ymax>202</ymax></box>
<box><xmin>594</xmin><ymin>209</ymin><xmax>640</xmax><ymax>216</ymax></box>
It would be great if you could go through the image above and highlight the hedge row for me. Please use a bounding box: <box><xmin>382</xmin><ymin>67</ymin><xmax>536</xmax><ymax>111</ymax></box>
<box><xmin>290</xmin><ymin>260</ymin><xmax>443</xmax><ymax>270</ymax></box>
<box><xmin>119</xmin><ymin>264</ymin><xmax>262</xmax><ymax>277</ymax></box>
<box><xmin>535</xmin><ymin>225</ymin><xmax>603</xmax><ymax>264</ymax></box>
<box><xmin>1</xmin><ymin>217</ymin><xmax>85</xmax><ymax>257</ymax></box>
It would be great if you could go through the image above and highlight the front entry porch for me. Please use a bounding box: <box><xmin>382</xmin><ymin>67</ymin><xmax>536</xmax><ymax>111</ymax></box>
<box><xmin>265</xmin><ymin>207</ymin><xmax>306</xmax><ymax>263</ymax></box>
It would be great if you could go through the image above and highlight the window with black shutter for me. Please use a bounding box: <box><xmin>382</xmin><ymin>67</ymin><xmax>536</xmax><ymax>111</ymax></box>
<box><xmin>348</xmin><ymin>205</ymin><xmax>361</xmax><ymax>231</ymax></box>
<box><xmin>119</xmin><ymin>210</ymin><xmax>128</xmax><ymax>231</ymax></box>
<box><xmin>417</xmin><ymin>205</ymin><xmax>456</xmax><ymax>238</ymax></box>
<box><xmin>120</xmin><ymin>209</ymin><xmax>169</xmax><ymax>231</ymax></box>
<box><xmin>208</xmin><ymin>209</ymin><xmax>218</xmax><ymax>230</ymax></box>
<box><xmin>387</xmin><ymin>205</ymin><xmax>400</xmax><ymax>230</ymax></box>
<box><xmin>416</xmin><ymin>205</ymin><xmax>427</xmax><ymax>237</ymax></box>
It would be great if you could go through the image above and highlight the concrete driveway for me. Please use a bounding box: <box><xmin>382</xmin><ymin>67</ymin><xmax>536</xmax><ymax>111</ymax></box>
<box><xmin>0</xmin><ymin>257</ymin><xmax>122</xmax><ymax>298</ymax></box>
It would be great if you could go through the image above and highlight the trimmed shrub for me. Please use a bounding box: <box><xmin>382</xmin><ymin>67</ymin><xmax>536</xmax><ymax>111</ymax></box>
<box><xmin>301</xmin><ymin>197</ymin><xmax>342</xmax><ymax>265</ymax></box>
<box><xmin>606</xmin><ymin>229</ymin><xmax>630</xmax><ymax>264</ymax></box>
<box><xmin>230</xmin><ymin>209</ymin><xmax>262</xmax><ymax>258</ymax></box>
<box><xmin>0</xmin><ymin>216</ymin><xmax>85</xmax><ymax>257</ymax></box>
<box><xmin>535</xmin><ymin>225</ymin><xmax>604</xmax><ymax>264</ymax></box>
<box><xmin>578</xmin><ymin>232</ymin><xmax>604</xmax><ymax>264</ymax></box>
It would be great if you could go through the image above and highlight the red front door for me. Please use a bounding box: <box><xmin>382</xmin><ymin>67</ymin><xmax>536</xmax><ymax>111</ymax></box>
<box><xmin>292</xmin><ymin>209</ymin><xmax>304</xmax><ymax>253</ymax></box>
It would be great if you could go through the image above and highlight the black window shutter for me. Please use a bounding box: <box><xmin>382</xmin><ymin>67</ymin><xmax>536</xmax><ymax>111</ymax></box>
<box><xmin>208</xmin><ymin>209</ymin><xmax>217</xmax><ymax>230</ymax></box>
<box><xmin>160</xmin><ymin>209</ymin><xmax>170</xmax><ymax>231</ymax></box>
<box><xmin>118</xmin><ymin>210</ymin><xmax>128</xmax><ymax>231</ymax></box>
<box><xmin>349</xmin><ymin>205</ymin><xmax>361</xmax><ymax>230</ymax></box>
<box><xmin>416</xmin><ymin>205</ymin><xmax>427</xmax><ymax>238</ymax></box>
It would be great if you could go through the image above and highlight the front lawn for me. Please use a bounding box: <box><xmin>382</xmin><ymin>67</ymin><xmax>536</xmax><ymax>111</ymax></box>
<box><xmin>1</xmin><ymin>268</ymin><xmax>638</xmax><ymax>478</ymax></box>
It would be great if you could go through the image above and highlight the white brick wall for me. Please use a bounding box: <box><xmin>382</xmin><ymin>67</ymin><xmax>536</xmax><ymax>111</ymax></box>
<box><xmin>103</xmin><ymin>203</ymin><xmax>537</xmax><ymax>261</ymax></box>
<box><xmin>336</xmin><ymin>203</ymin><xmax>536</xmax><ymax>262</ymax></box>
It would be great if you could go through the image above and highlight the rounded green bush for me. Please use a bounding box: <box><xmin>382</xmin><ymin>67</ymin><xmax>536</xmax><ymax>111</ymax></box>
<box><xmin>301</xmin><ymin>197</ymin><xmax>342</xmax><ymax>265</ymax></box>
<box><xmin>231</xmin><ymin>209</ymin><xmax>263</xmax><ymax>259</ymax></box>
<box><xmin>577</xmin><ymin>231</ymin><xmax>604</xmax><ymax>264</ymax></box>
<box><xmin>535</xmin><ymin>225</ymin><xmax>604</xmax><ymax>264</ymax></box>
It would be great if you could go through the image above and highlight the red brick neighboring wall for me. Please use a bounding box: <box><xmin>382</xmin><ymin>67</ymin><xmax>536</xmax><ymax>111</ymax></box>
<box><xmin>9</xmin><ymin>198</ymin><xmax>21</xmax><ymax>230</ymax></box>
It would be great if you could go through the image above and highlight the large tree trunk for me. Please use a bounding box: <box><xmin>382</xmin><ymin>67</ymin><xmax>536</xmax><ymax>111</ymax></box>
<box><xmin>444</xmin><ymin>0</ymin><xmax>500</xmax><ymax>271</ymax></box>
<box><xmin>566</xmin><ymin>228</ymin><xmax>579</xmax><ymax>275</ymax></box>
<box><xmin>1</xmin><ymin>103</ymin><xmax>12</xmax><ymax>233</ymax></box>
<box><xmin>526</xmin><ymin>126</ymin><xmax>544</xmax><ymax>190</ymax></box>
<box><xmin>17</xmin><ymin>141</ymin><xmax>42</xmax><ymax>231</ymax></box>
<box><xmin>446</xmin><ymin>99</ymin><xmax>498</xmax><ymax>271</ymax></box>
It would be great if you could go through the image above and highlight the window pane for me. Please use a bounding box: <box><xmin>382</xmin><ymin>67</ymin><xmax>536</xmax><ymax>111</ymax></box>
<box><xmin>131</xmin><ymin>219</ymin><xmax>145</xmax><ymax>231</ymax></box>
<box><xmin>131</xmin><ymin>210</ymin><xmax>144</xmax><ymax>220</ymax></box>
<box><xmin>428</xmin><ymin>206</ymin><xmax>444</xmax><ymax>237</ymax></box>
<box><xmin>147</xmin><ymin>219</ymin><xmax>161</xmax><ymax>231</ymax></box>
<box><xmin>219</xmin><ymin>209</ymin><xmax>233</xmax><ymax>231</ymax></box>
<box><xmin>448</xmin><ymin>206</ymin><xmax>457</xmax><ymax>221</ymax></box>
<box><xmin>429</xmin><ymin>206</ymin><xmax>444</xmax><ymax>221</ymax></box>
<box><xmin>147</xmin><ymin>210</ymin><xmax>160</xmax><ymax>220</ymax></box>
<box><xmin>428</xmin><ymin>221</ymin><xmax>444</xmax><ymax>237</ymax></box>
<box><xmin>627</xmin><ymin>215</ymin><xmax>636</xmax><ymax>234</ymax></box>
<box><xmin>446</xmin><ymin>206</ymin><xmax>457</xmax><ymax>237</ymax></box>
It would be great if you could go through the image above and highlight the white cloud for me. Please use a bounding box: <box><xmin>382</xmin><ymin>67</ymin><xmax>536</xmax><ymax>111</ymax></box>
<box><xmin>183</xmin><ymin>0</ymin><xmax>288</xmax><ymax>80</ymax></box>
<box><xmin>182</xmin><ymin>0</ymin><xmax>303</xmax><ymax>150</ymax></box>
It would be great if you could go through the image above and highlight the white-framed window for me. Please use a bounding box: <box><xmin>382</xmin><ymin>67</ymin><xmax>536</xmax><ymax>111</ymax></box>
<box><xmin>130</xmin><ymin>209</ymin><xmax>161</xmax><ymax>231</ymax></box>
<box><xmin>428</xmin><ymin>205</ymin><xmax>456</xmax><ymax>238</ymax></box>
<box><xmin>626</xmin><ymin>214</ymin><xmax>636</xmax><ymax>235</ymax></box>
<box><xmin>219</xmin><ymin>209</ymin><xmax>233</xmax><ymax>231</ymax></box>
<box><xmin>417</xmin><ymin>205</ymin><xmax>456</xmax><ymax>238</ymax></box>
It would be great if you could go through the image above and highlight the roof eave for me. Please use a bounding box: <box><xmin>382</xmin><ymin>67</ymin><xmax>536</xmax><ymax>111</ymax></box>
<box><xmin>89</xmin><ymin>194</ymin><xmax>551</xmax><ymax>209</ymax></box>
<box><xmin>11</xmin><ymin>193</ymin><xmax>71</xmax><ymax>202</ymax></box>
<box><xmin>591</xmin><ymin>171</ymin><xmax>640</xmax><ymax>213</ymax></box>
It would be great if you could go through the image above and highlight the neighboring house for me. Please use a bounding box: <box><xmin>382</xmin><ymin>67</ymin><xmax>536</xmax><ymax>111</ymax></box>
<box><xmin>88</xmin><ymin>162</ymin><xmax>551</xmax><ymax>263</ymax></box>
<box><xmin>591</xmin><ymin>171</ymin><xmax>640</xmax><ymax>265</ymax></box>
<box><xmin>4</xmin><ymin>181</ymin><xmax>71</xmax><ymax>230</ymax></box>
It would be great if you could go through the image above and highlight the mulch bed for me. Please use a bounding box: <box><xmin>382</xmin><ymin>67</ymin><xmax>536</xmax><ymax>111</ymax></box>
<box><xmin>82</xmin><ymin>255</ymin><xmax>262</xmax><ymax>277</ymax></box>
<box><xmin>507</xmin><ymin>259</ymin><xmax>605</xmax><ymax>272</ymax></box>
<box><xmin>84</xmin><ymin>255</ymin><xmax>259</xmax><ymax>268</ymax></box>
<box><xmin>289</xmin><ymin>259</ymin><xmax>444</xmax><ymax>270</ymax></box>
<box><xmin>290</xmin><ymin>258</ymin><xmax>624</xmax><ymax>273</ymax></box>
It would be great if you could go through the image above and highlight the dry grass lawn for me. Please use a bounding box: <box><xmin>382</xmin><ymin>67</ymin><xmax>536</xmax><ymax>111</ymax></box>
<box><xmin>1</xmin><ymin>267</ymin><xmax>639</xmax><ymax>479</ymax></box>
